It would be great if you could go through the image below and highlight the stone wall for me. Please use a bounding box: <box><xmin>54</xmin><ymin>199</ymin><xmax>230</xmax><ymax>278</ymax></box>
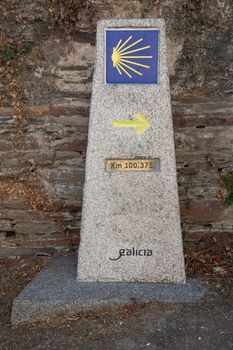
<box><xmin>0</xmin><ymin>0</ymin><xmax>233</xmax><ymax>256</ymax></box>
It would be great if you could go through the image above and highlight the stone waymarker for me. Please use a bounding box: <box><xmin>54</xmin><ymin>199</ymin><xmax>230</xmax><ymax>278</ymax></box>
<box><xmin>77</xmin><ymin>19</ymin><xmax>186</xmax><ymax>283</ymax></box>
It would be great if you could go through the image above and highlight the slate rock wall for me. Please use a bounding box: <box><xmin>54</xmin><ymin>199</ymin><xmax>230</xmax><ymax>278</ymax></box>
<box><xmin>0</xmin><ymin>0</ymin><xmax>233</xmax><ymax>255</ymax></box>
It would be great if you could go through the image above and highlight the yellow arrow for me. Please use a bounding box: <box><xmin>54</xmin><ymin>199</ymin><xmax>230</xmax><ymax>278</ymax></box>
<box><xmin>112</xmin><ymin>113</ymin><xmax>150</xmax><ymax>135</ymax></box>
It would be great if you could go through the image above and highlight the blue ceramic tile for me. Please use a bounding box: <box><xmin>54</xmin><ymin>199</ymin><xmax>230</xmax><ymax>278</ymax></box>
<box><xmin>106</xmin><ymin>29</ymin><xmax>159</xmax><ymax>84</ymax></box>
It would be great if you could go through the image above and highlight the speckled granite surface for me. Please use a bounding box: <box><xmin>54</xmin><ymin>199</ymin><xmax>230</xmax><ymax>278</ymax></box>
<box><xmin>77</xmin><ymin>19</ymin><xmax>185</xmax><ymax>283</ymax></box>
<box><xmin>12</xmin><ymin>257</ymin><xmax>207</xmax><ymax>324</ymax></box>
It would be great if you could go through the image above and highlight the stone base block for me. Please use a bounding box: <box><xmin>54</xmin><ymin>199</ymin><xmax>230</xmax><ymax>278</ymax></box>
<box><xmin>11</xmin><ymin>256</ymin><xmax>208</xmax><ymax>324</ymax></box>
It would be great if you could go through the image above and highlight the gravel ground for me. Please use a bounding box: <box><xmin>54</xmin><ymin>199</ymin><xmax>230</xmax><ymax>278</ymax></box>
<box><xmin>0</xmin><ymin>256</ymin><xmax>233</xmax><ymax>350</ymax></box>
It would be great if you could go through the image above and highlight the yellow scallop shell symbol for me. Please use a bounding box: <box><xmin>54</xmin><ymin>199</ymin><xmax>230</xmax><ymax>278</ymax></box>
<box><xmin>111</xmin><ymin>36</ymin><xmax>153</xmax><ymax>78</ymax></box>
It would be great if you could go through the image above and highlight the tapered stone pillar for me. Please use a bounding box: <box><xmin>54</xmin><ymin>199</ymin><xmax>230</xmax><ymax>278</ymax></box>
<box><xmin>77</xmin><ymin>19</ymin><xmax>186</xmax><ymax>283</ymax></box>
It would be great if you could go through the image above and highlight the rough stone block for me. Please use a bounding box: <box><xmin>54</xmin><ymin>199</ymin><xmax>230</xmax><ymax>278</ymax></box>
<box><xmin>11</xmin><ymin>256</ymin><xmax>207</xmax><ymax>324</ymax></box>
<box><xmin>77</xmin><ymin>19</ymin><xmax>186</xmax><ymax>283</ymax></box>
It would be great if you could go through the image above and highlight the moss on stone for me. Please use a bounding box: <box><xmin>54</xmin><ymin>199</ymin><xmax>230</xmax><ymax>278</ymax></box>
<box><xmin>222</xmin><ymin>172</ymin><xmax>233</xmax><ymax>205</ymax></box>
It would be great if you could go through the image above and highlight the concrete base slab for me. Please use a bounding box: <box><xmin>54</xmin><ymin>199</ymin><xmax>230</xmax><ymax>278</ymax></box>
<box><xmin>11</xmin><ymin>256</ymin><xmax>208</xmax><ymax>324</ymax></box>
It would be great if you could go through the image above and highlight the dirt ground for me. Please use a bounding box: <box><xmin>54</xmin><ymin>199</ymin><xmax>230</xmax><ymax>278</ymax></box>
<box><xmin>1</xmin><ymin>233</ymin><xmax>233</xmax><ymax>350</ymax></box>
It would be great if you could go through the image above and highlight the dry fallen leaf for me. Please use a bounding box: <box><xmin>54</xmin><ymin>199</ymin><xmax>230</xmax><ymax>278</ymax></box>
<box><xmin>207</xmin><ymin>154</ymin><xmax>217</xmax><ymax>168</ymax></box>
